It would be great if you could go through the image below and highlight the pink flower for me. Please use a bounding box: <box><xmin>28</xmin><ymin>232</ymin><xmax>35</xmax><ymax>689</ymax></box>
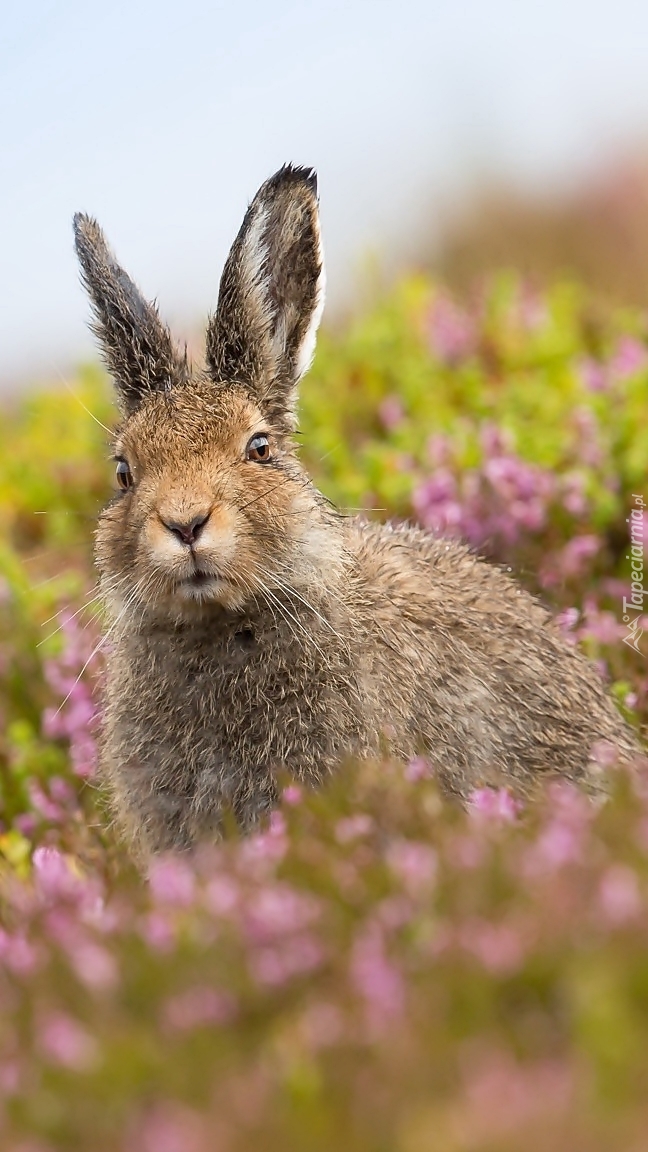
<box><xmin>378</xmin><ymin>395</ymin><xmax>404</xmax><ymax>430</ymax></box>
<box><xmin>462</xmin><ymin>919</ymin><xmax>525</xmax><ymax>975</ymax></box>
<box><xmin>577</xmin><ymin>356</ymin><xmax>608</xmax><ymax>392</ymax></box>
<box><xmin>555</xmin><ymin>607</ymin><xmax>580</xmax><ymax>636</ymax></box>
<box><xmin>335</xmin><ymin>814</ymin><xmax>373</xmax><ymax>843</ymax></box>
<box><xmin>249</xmin><ymin>934</ymin><xmax>324</xmax><ymax>988</ymax></box>
<box><xmin>350</xmin><ymin>925</ymin><xmax>405</xmax><ymax>1030</ymax></box>
<box><xmin>244</xmin><ymin>885</ymin><xmax>319</xmax><ymax>945</ymax></box>
<box><xmin>469</xmin><ymin>788</ymin><xmax>520</xmax><ymax>823</ymax></box>
<box><xmin>609</xmin><ymin>336</ymin><xmax>647</xmax><ymax>381</ymax></box>
<box><xmin>559</xmin><ymin>535</ymin><xmax>600</xmax><ymax>578</ymax></box>
<box><xmin>32</xmin><ymin>847</ymin><xmax>87</xmax><ymax>903</ymax></box>
<box><xmin>163</xmin><ymin>987</ymin><xmax>236</xmax><ymax>1031</ymax></box>
<box><xmin>428</xmin><ymin>295</ymin><xmax>476</xmax><ymax>365</ymax></box>
<box><xmin>282</xmin><ymin>784</ymin><xmax>302</xmax><ymax>806</ymax></box>
<box><xmin>40</xmin><ymin>1012</ymin><xmax>99</xmax><ymax>1071</ymax></box>
<box><xmin>404</xmin><ymin>756</ymin><xmax>429</xmax><ymax>783</ymax></box>
<box><xmin>599</xmin><ymin>865</ymin><xmax>642</xmax><ymax>925</ymax></box>
<box><xmin>204</xmin><ymin>875</ymin><xmax>239</xmax><ymax>917</ymax></box>
<box><xmin>133</xmin><ymin>1104</ymin><xmax>207</xmax><ymax>1152</ymax></box>
<box><xmin>71</xmin><ymin>942</ymin><xmax>118</xmax><ymax>991</ymax></box>
<box><xmin>148</xmin><ymin>857</ymin><xmax>196</xmax><ymax>907</ymax></box>
<box><xmin>386</xmin><ymin>840</ymin><xmax>437</xmax><ymax>894</ymax></box>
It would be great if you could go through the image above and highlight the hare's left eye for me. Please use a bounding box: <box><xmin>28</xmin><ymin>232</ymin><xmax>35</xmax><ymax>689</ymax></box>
<box><xmin>246</xmin><ymin>434</ymin><xmax>271</xmax><ymax>463</ymax></box>
<box><xmin>116</xmin><ymin>459</ymin><xmax>134</xmax><ymax>490</ymax></box>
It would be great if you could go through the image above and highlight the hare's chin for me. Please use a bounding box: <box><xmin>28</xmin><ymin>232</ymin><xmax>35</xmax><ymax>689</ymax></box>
<box><xmin>175</xmin><ymin>574</ymin><xmax>230</xmax><ymax>603</ymax></box>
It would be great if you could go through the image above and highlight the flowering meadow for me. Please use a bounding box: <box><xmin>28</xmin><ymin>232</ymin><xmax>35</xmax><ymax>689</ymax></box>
<box><xmin>2</xmin><ymin>272</ymin><xmax>648</xmax><ymax>1150</ymax></box>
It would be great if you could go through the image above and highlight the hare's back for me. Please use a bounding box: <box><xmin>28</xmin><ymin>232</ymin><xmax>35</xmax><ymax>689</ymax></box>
<box><xmin>345</xmin><ymin>518</ymin><xmax>638</xmax><ymax>792</ymax></box>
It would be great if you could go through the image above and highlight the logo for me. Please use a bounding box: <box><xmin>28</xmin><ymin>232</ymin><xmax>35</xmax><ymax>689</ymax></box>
<box><xmin>621</xmin><ymin>494</ymin><xmax>646</xmax><ymax>656</ymax></box>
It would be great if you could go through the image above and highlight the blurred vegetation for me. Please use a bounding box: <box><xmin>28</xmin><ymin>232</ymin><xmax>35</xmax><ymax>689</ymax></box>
<box><xmin>1</xmin><ymin>269</ymin><xmax>648</xmax><ymax>1150</ymax></box>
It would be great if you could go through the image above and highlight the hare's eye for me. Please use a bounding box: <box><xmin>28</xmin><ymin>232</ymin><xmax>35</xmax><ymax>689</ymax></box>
<box><xmin>246</xmin><ymin>434</ymin><xmax>271</xmax><ymax>463</ymax></box>
<box><xmin>116</xmin><ymin>459</ymin><xmax>134</xmax><ymax>490</ymax></box>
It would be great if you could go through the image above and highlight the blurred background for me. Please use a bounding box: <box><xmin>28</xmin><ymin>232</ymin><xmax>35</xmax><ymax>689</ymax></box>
<box><xmin>6</xmin><ymin>0</ymin><xmax>648</xmax><ymax>388</ymax></box>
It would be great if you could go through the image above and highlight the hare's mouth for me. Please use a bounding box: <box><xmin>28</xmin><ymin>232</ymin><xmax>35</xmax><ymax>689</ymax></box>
<box><xmin>175</xmin><ymin>567</ymin><xmax>229</xmax><ymax>603</ymax></box>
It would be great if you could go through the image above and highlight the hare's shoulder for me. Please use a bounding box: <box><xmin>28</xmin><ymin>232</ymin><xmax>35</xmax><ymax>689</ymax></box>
<box><xmin>344</xmin><ymin>517</ymin><xmax>551</xmax><ymax>632</ymax></box>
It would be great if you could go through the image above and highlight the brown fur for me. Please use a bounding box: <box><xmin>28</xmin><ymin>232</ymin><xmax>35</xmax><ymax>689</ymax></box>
<box><xmin>74</xmin><ymin>164</ymin><xmax>641</xmax><ymax>854</ymax></box>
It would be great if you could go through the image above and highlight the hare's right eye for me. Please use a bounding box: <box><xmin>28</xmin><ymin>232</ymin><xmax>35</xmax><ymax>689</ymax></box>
<box><xmin>116</xmin><ymin>459</ymin><xmax>133</xmax><ymax>490</ymax></box>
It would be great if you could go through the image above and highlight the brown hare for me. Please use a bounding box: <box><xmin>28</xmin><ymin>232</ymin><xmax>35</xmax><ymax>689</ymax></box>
<box><xmin>74</xmin><ymin>164</ymin><xmax>640</xmax><ymax>854</ymax></box>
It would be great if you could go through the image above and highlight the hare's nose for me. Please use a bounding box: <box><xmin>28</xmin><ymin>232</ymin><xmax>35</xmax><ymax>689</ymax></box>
<box><xmin>162</xmin><ymin>512</ymin><xmax>210</xmax><ymax>546</ymax></box>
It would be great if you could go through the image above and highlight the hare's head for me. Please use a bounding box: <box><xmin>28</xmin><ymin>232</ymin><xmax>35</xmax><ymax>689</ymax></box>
<box><xmin>75</xmin><ymin>166</ymin><xmax>341</xmax><ymax>617</ymax></box>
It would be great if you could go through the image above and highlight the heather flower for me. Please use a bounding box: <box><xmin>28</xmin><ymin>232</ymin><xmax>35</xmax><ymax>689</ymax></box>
<box><xmin>461</xmin><ymin>919</ymin><xmax>525</xmax><ymax>975</ymax></box>
<box><xmin>350</xmin><ymin>924</ymin><xmax>405</xmax><ymax>1031</ymax></box>
<box><xmin>39</xmin><ymin>1012</ymin><xmax>99</xmax><ymax>1071</ymax></box>
<box><xmin>163</xmin><ymin>987</ymin><xmax>236</xmax><ymax>1031</ymax></box>
<box><xmin>204</xmin><ymin>875</ymin><xmax>239</xmax><ymax>917</ymax></box>
<box><xmin>282</xmin><ymin>784</ymin><xmax>302</xmax><ymax>806</ymax></box>
<box><xmin>32</xmin><ymin>847</ymin><xmax>85</xmax><ymax>902</ymax></box>
<box><xmin>70</xmin><ymin>941</ymin><xmax>118</xmax><ymax>991</ymax></box>
<box><xmin>132</xmin><ymin>1104</ymin><xmax>208</xmax><ymax>1152</ymax></box>
<box><xmin>386</xmin><ymin>840</ymin><xmax>437</xmax><ymax>894</ymax></box>
<box><xmin>243</xmin><ymin>884</ymin><xmax>320</xmax><ymax>945</ymax></box>
<box><xmin>249</xmin><ymin>934</ymin><xmax>324</xmax><ymax>988</ymax></box>
<box><xmin>558</xmin><ymin>534</ymin><xmax>600</xmax><ymax>579</ymax></box>
<box><xmin>577</xmin><ymin>356</ymin><xmax>608</xmax><ymax>392</ymax></box>
<box><xmin>404</xmin><ymin>756</ymin><xmax>429</xmax><ymax>783</ymax></box>
<box><xmin>148</xmin><ymin>857</ymin><xmax>196</xmax><ymax>907</ymax></box>
<box><xmin>0</xmin><ymin>931</ymin><xmax>40</xmax><ymax>977</ymax></box>
<box><xmin>378</xmin><ymin>395</ymin><xmax>404</xmax><ymax>430</ymax></box>
<box><xmin>335</xmin><ymin>814</ymin><xmax>373</xmax><ymax>843</ymax></box>
<box><xmin>469</xmin><ymin>788</ymin><xmax>520</xmax><ymax>823</ymax></box>
<box><xmin>609</xmin><ymin>335</ymin><xmax>647</xmax><ymax>381</ymax></box>
<box><xmin>555</xmin><ymin>606</ymin><xmax>580</xmax><ymax>636</ymax></box>
<box><xmin>599</xmin><ymin>864</ymin><xmax>642</xmax><ymax>924</ymax></box>
<box><xmin>428</xmin><ymin>294</ymin><xmax>476</xmax><ymax>365</ymax></box>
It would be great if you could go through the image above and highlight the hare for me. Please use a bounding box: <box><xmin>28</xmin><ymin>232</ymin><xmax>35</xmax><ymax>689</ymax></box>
<box><xmin>74</xmin><ymin>164</ymin><xmax>640</xmax><ymax>853</ymax></box>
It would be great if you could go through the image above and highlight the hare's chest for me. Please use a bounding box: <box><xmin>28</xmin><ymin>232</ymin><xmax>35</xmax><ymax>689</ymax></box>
<box><xmin>109</xmin><ymin>625</ymin><xmax>346</xmax><ymax>762</ymax></box>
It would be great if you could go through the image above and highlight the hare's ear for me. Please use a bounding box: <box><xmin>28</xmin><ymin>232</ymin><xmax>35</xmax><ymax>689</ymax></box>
<box><xmin>205</xmin><ymin>164</ymin><xmax>325</xmax><ymax>427</ymax></box>
<box><xmin>73</xmin><ymin>214</ymin><xmax>185</xmax><ymax>414</ymax></box>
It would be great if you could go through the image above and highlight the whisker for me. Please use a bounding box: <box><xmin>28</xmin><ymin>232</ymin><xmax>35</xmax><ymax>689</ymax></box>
<box><xmin>55</xmin><ymin>368</ymin><xmax>114</xmax><ymax>437</ymax></box>
<box><xmin>49</xmin><ymin>591</ymin><xmax>137</xmax><ymax>720</ymax></box>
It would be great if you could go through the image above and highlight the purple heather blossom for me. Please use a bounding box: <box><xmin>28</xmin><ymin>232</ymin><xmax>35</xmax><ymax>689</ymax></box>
<box><xmin>335</xmin><ymin>814</ymin><xmax>374</xmax><ymax>843</ymax></box>
<box><xmin>599</xmin><ymin>865</ymin><xmax>642</xmax><ymax>925</ymax></box>
<box><xmin>148</xmin><ymin>857</ymin><xmax>196</xmax><ymax>907</ymax></box>
<box><xmin>558</xmin><ymin>535</ymin><xmax>600</xmax><ymax>579</ymax></box>
<box><xmin>282</xmin><ymin>784</ymin><xmax>303</xmax><ymax>806</ymax></box>
<box><xmin>609</xmin><ymin>336</ymin><xmax>648</xmax><ymax>381</ymax></box>
<box><xmin>386</xmin><ymin>840</ymin><xmax>437</xmax><ymax>894</ymax></box>
<box><xmin>428</xmin><ymin>294</ymin><xmax>476</xmax><ymax>365</ymax></box>
<box><xmin>469</xmin><ymin>788</ymin><xmax>520</xmax><ymax>823</ymax></box>
<box><xmin>39</xmin><ymin>1012</ymin><xmax>99</xmax><ymax>1071</ymax></box>
<box><xmin>577</xmin><ymin>356</ymin><xmax>608</xmax><ymax>393</ymax></box>
<box><xmin>404</xmin><ymin>756</ymin><xmax>430</xmax><ymax>783</ymax></box>
<box><xmin>378</xmin><ymin>395</ymin><xmax>405</xmax><ymax>430</ymax></box>
<box><xmin>163</xmin><ymin>987</ymin><xmax>236</xmax><ymax>1031</ymax></box>
<box><xmin>249</xmin><ymin>934</ymin><xmax>324</xmax><ymax>988</ymax></box>
<box><xmin>243</xmin><ymin>885</ymin><xmax>320</xmax><ymax>945</ymax></box>
<box><xmin>350</xmin><ymin>924</ymin><xmax>405</xmax><ymax>1031</ymax></box>
<box><xmin>461</xmin><ymin>919</ymin><xmax>525</xmax><ymax>975</ymax></box>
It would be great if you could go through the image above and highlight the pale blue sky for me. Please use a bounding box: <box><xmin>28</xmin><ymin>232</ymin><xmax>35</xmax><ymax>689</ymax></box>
<box><xmin>4</xmin><ymin>0</ymin><xmax>648</xmax><ymax>384</ymax></box>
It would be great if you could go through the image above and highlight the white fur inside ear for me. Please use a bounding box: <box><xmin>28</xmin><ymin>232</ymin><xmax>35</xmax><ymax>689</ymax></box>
<box><xmin>239</xmin><ymin>195</ymin><xmax>326</xmax><ymax>383</ymax></box>
<box><xmin>295</xmin><ymin>243</ymin><xmax>326</xmax><ymax>381</ymax></box>
<box><xmin>240</xmin><ymin>205</ymin><xmax>270</xmax><ymax>307</ymax></box>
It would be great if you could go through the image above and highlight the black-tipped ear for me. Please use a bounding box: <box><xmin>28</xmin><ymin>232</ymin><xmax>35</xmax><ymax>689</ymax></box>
<box><xmin>205</xmin><ymin>164</ymin><xmax>325</xmax><ymax>428</ymax></box>
<box><xmin>73</xmin><ymin>214</ymin><xmax>185</xmax><ymax>413</ymax></box>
